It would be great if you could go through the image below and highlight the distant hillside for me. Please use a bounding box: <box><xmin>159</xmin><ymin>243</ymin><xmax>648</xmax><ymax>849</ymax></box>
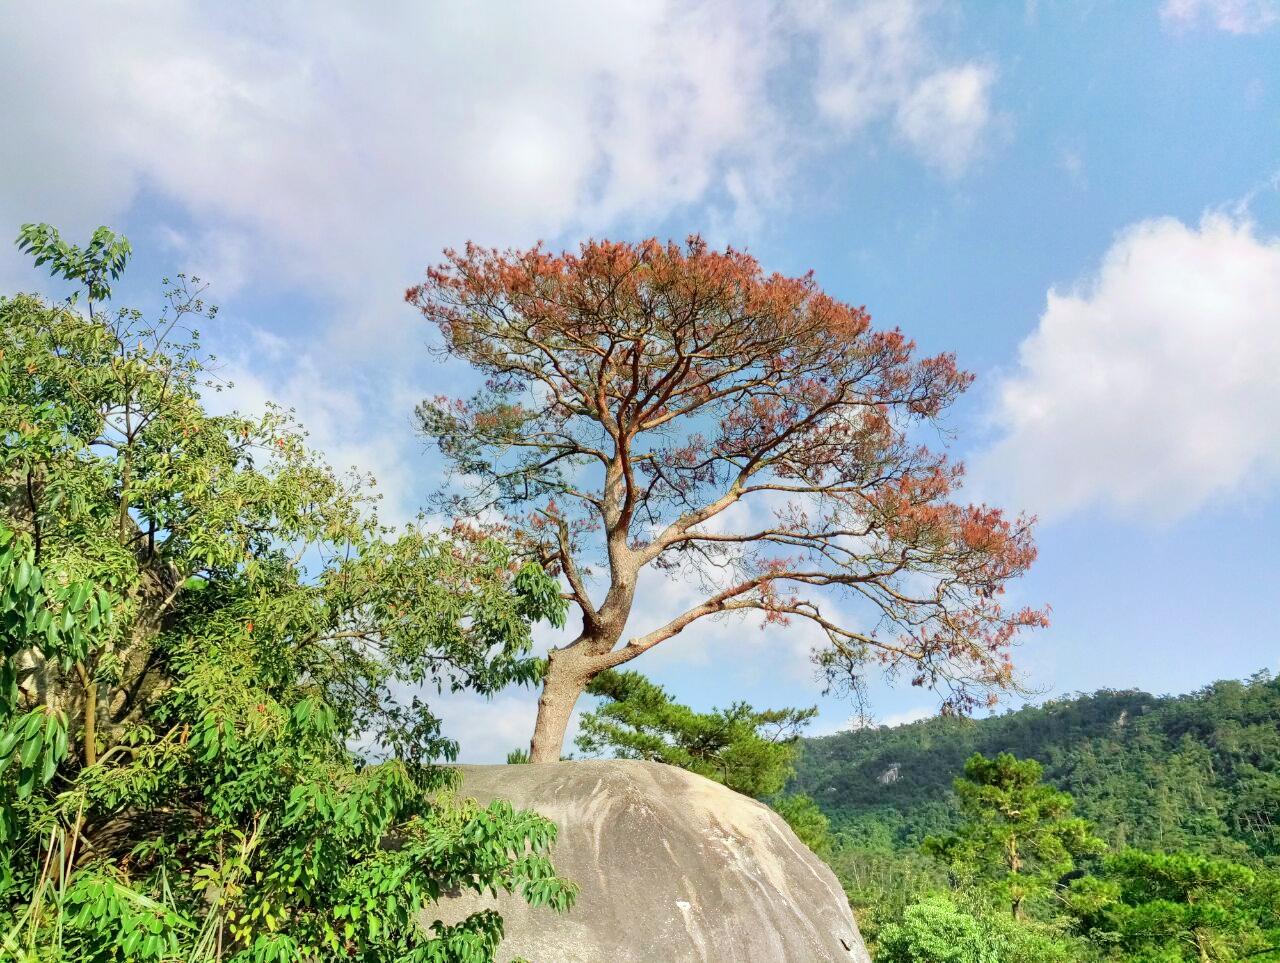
<box><xmin>791</xmin><ymin>671</ymin><xmax>1280</xmax><ymax>864</ymax></box>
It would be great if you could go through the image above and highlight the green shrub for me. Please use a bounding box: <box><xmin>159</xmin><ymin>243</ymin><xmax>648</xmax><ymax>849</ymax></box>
<box><xmin>0</xmin><ymin>224</ymin><xmax>574</xmax><ymax>962</ymax></box>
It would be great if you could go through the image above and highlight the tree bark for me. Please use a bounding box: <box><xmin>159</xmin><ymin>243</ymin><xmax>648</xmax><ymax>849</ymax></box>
<box><xmin>529</xmin><ymin>646</ymin><xmax>595</xmax><ymax>763</ymax></box>
<box><xmin>1008</xmin><ymin>834</ymin><xmax>1023</xmax><ymax>919</ymax></box>
<box><xmin>77</xmin><ymin>661</ymin><xmax>98</xmax><ymax>767</ymax></box>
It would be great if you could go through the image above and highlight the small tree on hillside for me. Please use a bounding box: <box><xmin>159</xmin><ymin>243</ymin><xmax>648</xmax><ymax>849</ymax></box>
<box><xmin>409</xmin><ymin>238</ymin><xmax>1047</xmax><ymax>761</ymax></box>
<box><xmin>575</xmin><ymin>670</ymin><xmax>831</xmax><ymax>853</ymax></box>
<box><xmin>575</xmin><ymin>668</ymin><xmax>815</xmax><ymax>797</ymax></box>
<box><xmin>924</xmin><ymin>753</ymin><xmax>1104</xmax><ymax>920</ymax></box>
<box><xmin>771</xmin><ymin>792</ymin><xmax>834</xmax><ymax>858</ymax></box>
<box><xmin>875</xmin><ymin>895</ymin><xmax>1077</xmax><ymax>963</ymax></box>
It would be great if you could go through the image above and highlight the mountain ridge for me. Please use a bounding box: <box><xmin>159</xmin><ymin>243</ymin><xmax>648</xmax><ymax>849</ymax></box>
<box><xmin>791</xmin><ymin>671</ymin><xmax>1280</xmax><ymax>864</ymax></box>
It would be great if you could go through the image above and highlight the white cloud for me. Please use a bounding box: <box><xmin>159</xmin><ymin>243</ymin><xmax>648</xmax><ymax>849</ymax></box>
<box><xmin>895</xmin><ymin>64</ymin><xmax>998</xmax><ymax>177</ymax></box>
<box><xmin>1</xmin><ymin>1</ymin><xmax>999</xmax><ymax>328</ymax></box>
<box><xmin>435</xmin><ymin>690</ymin><xmax>582</xmax><ymax>764</ymax></box>
<box><xmin>811</xmin><ymin>704</ymin><xmax>934</xmax><ymax>736</ymax></box>
<box><xmin>157</xmin><ymin>227</ymin><xmax>252</xmax><ymax>297</ymax></box>
<box><xmin>798</xmin><ymin>0</ymin><xmax>999</xmax><ymax>175</ymax></box>
<box><xmin>1161</xmin><ymin>0</ymin><xmax>1280</xmax><ymax>33</ymax></box>
<box><xmin>976</xmin><ymin>214</ymin><xmax>1280</xmax><ymax>522</ymax></box>
<box><xmin>0</xmin><ymin>2</ymin><xmax>775</xmax><ymax>324</ymax></box>
<box><xmin>0</xmin><ymin>0</ymin><xmax>1003</xmax><ymax>468</ymax></box>
<box><xmin>205</xmin><ymin>327</ymin><xmax>425</xmax><ymax>525</ymax></box>
<box><xmin>0</xmin><ymin>1</ymin><xmax>1006</xmax><ymax>759</ymax></box>
<box><xmin>1058</xmin><ymin>146</ymin><xmax>1087</xmax><ymax>189</ymax></box>
<box><xmin>880</xmin><ymin>705</ymin><xmax>936</xmax><ymax>727</ymax></box>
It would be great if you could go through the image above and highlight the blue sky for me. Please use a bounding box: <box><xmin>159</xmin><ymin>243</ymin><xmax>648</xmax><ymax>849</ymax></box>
<box><xmin>3</xmin><ymin>0</ymin><xmax>1278</xmax><ymax>759</ymax></box>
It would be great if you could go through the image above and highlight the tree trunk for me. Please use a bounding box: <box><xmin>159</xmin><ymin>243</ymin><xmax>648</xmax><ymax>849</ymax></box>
<box><xmin>1008</xmin><ymin>834</ymin><xmax>1023</xmax><ymax>919</ymax></box>
<box><xmin>528</xmin><ymin>647</ymin><xmax>593</xmax><ymax>763</ymax></box>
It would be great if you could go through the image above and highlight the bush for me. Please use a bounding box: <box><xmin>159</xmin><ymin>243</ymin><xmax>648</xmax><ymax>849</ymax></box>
<box><xmin>0</xmin><ymin>224</ymin><xmax>574</xmax><ymax>961</ymax></box>
<box><xmin>877</xmin><ymin>896</ymin><xmax>1080</xmax><ymax>963</ymax></box>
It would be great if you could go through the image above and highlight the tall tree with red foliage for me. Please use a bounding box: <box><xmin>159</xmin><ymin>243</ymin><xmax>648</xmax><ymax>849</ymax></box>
<box><xmin>408</xmin><ymin>238</ymin><xmax>1046</xmax><ymax>763</ymax></box>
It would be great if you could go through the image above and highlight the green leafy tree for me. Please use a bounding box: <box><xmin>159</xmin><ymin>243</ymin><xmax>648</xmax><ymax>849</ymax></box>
<box><xmin>0</xmin><ymin>225</ymin><xmax>574</xmax><ymax>961</ymax></box>
<box><xmin>876</xmin><ymin>896</ymin><xmax>998</xmax><ymax>963</ymax></box>
<box><xmin>833</xmin><ymin>846</ymin><xmax>947</xmax><ymax>930</ymax></box>
<box><xmin>1066</xmin><ymin>850</ymin><xmax>1280</xmax><ymax>962</ymax></box>
<box><xmin>770</xmin><ymin>793</ymin><xmax>833</xmax><ymax>857</ymax></box>
<box><xmin>575</xmin><ymin>668</ymin><xmax>815</xmax><ymax>798</ymax></box>
<box><xmin>15</xmin><ymin>222</ymin><xmax>131</xmax><ymax>315</ymax></box>
<box><xmin>923</xmin><ymin>752</ymin><xmax>1104</xmax><ymax>919</ymax></box>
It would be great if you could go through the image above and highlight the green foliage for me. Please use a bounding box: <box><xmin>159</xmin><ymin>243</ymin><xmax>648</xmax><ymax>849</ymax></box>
<box><xmin>876</xmin><ymin>895</ymin><xmax>995</xmax><ymax>963</ymax></box>
<box><xmin>771</xmin><ymin>793</ymin><xmax>833</xmax><ymax>858</ymax></box>
<box><xmin>576</xmin><ymin>669</ymin><xmax>816</xmax><ymax>798</ymax></box>
<box><xmin>876</xmin><ymin>895</ymin><xmax>1079</xmax><ymax>963</ymax></box>
<box><xmin>872</xmin><ymin>753</ymin><xmax>1103</xmax><ymax>957</ymax></box>
<box><xmin>15</xmin><ymin>223</ymin><xmax>131</xmax><ymax>307</ymax></box>
<box><xmin>0</xmin><ymin>227</ymin><xmax>574</xmax><ymax>960</ymax></box>
<box><xmin>832</xmin><ymin>846</ymin><xmax>946</xmax><ymax>929</ymax></box>
<box><xmin>798</xmin><ymin>681</ymin><xmax>1280</xmax><ymax>957</ymax></box>
<box><xmin>923</xmin><ymin>752</ymin><xmax>1104</xmax><ymax>918</ymax></box>
<box><xmin>793</xmin><ymin>673</ymin><xmax>1280</xmax><ymax>864</ymax></box>
<box><xmin>1066</xmin><ymin>849</ymin><xmax>1280</xmax><ymax>961</ymax></box>
<box><xmin>795</xmin><ymin>676</ymin><xmax>1280</xmax><ymax>957</ymax></box>
<box><xmin>574</xmin><ymin>670</ymin><xmax>835</xmax><ymax>860</ymax></box>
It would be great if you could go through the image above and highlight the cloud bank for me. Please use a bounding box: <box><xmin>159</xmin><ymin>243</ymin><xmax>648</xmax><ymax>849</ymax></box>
<box><xmin>1</xmin><ymin>0</ymin><xmax>1005</xmax><ymax>537</ymax></box>
<box><xmin>1</xmin><ymin>0</ymin><xmax>1000</xmax><ymax>312</ymax></box>
<box><xmin>977</xmin><ymin>214</ymin><xmax>1280</xmax><ymax>523</ymax></box>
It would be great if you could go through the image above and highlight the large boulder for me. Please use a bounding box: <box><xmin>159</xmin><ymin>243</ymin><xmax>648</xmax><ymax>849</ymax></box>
<box><xmin>430</xmin><ymin>759</ymin><xmax>869</xmax><ymax>962</ymax></box>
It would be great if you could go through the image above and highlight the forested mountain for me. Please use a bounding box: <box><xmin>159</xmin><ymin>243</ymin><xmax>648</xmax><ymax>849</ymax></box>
<box><xmin>792</xmin><ymin>671</ymin><xmax>1280</xmax><ymax>865</ymax></box>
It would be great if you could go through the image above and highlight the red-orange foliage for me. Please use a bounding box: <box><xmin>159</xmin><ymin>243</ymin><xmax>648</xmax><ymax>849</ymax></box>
<box><xmin>408</xmin><ymin>237</ymin><xmax>1046</xmax><ymax>760</ymax></box>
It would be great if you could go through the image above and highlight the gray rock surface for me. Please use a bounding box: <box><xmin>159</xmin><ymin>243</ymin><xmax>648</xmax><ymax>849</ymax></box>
<box><xmin>429</xmin><ymin>759</ymin><xmax>870</xmax><ymax>963</ymax></box>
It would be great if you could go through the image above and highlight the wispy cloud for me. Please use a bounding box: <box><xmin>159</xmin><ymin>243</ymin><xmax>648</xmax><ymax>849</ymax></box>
<box><xmin>813</xmin><ymin>704</ymin><xmax>935</xmax><ymax>736</ymax></box>
<box><xmin>1</xmin><ymin>1</ymin><xmax>1010</xmax><ymax>756</ymax></box>
<box><xmin>434</xmin><ymin>690</ymin><xmax>582</xmax><ymax>764</ymax></box>
<box><xmin>800</xmin><ymin>0</ymin><xmax>1001</xmax><ymax>176</ymax></box>
<box><xmin>1161</xmin><ymin>0</ymin><xmax>1280</xmax><ymax>33</ymax></box>
<box><xmin>204</xmin><ymin>326</ymin><xmax>427</xmax><ymax>525</ymax></box>
<box><xmin>1</xmin><ymin>1</ymin><xmax>1003</xmax><ymax>326</ymax></box>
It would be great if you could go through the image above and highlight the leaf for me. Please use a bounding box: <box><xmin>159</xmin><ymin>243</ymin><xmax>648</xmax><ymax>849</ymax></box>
<box><xmin>68</xmin><ymin>581</ymin><xmax>91</xmax><ymax>613</ymax></box>
<box><xmin>16</xmin><ymin>762</ymin><xmax>36</xmax><ymax>800</ymax></box>
<box><xmin>14</xmin><ymin>558</ymin><xmax>30</xmax><ymax>591</ymax></box>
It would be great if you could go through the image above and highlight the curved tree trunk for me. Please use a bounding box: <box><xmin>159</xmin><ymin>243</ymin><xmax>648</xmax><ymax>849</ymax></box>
<box><xmin>529</xmin><ymin>644</ymin><xmax>599</xmax><ymax>763</ymax></box>
<box><xmin>528</xmin><ymin>548</ymin><xmax>639</xmax><ymax>762</ymax></box>
<box><xmin>529</xmin><ymin>680</ymin><xmax>580</xmax><ymax>763</ymax></box>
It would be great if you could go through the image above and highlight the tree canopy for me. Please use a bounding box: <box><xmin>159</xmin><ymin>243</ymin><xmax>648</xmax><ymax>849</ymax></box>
<box><xmin>793</xmin><ymin>673</ymin><xmax>1280</xmax><ymax>864</ymax></box>
<box><xmin>575</xmin><ymin>668</ymin><xmax>815</xmax><ymax>797</ymax></box>
<box><xmin>875</xmin><ymin>894</ymin><xmax>1075</xmax><ymax>963</ymax></box>
<box><xmin>923</xmin><ymin>752</ymin><xmax>1104</xmax><ymax>919</ymax></box>
<box><xmin>792</xmin><ymin>678</ymin><xmax>1280</xmax><ymax>962</ymax></box>
<box><xmin>409</xmin><ymin>236</ymin><xmax>1046</xmax><ymax>760</ymax></box>
<box><xmin>0</xmin><ymin>225</ymin><xmax>574</xmax><ymax>961</ymax></box>
<box><xmin>1067</xmin><ymin>849</ymin><xmax>1280</xmax><ymax>962</ymax></box>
